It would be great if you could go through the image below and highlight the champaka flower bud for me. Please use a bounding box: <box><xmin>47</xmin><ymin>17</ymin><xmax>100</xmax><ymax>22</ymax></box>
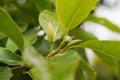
<box><xmin>47</xmin><ymin>22</ymin><xmax>55</xmax><ymax>43</ymax></box>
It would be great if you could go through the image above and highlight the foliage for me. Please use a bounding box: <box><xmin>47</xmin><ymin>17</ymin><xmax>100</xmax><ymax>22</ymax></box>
<box><xmin>0</xmin><ymin>0</ymin><xmax>120</xmax><ymax>80</ymax></box>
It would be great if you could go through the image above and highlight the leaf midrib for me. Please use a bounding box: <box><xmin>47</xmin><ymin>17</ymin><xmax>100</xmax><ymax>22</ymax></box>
<box><xmin>74</xmin><ymin>43</ymin><xmax>120</xmax><ymax>61</ymax></box>
<box><xmin>67</xmin><ymin>0</ymin><xmax>84</xmax><ymax>29</ymax></box>
<box><xmin>67</xmin><ymin>0</ymin><xmax>98</xmax><ymax>30</ymax></box>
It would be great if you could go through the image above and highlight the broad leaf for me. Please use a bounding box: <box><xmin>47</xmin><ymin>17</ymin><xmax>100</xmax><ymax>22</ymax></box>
<box><xmin>23</xmin><ymin>46</ymin><xmax>50</xmax><ymax>80</ymax></box>
<box><xmin>39</xmin><ymin>10</ymin><xmax>65</xmax><ymax>40</ymax></box>
<box><xmin>0</xmin><ymin>47</ymin><xmax>22</xmax><ymax>65</ymax></box>
<box><xmin>86</xmin><ymin>15</ymin><xmax>120</xmax><ymax>33</ymax></box>
<box><xmin>56</xmin><ymin>0</ymin><xmax>98</xmax><ymax>30</ymax></box>
<box><xmin>6</xmin><ymin>39</ymin><xmax>18</xmax><ymax>52</ymax></box>
<box><xmin>78</xmin><ymin>40</ymin><xmax>120</xmax><ymax>60</ymax></box>
<box><xmin>0</xmin><ymin>66</ymin><xmax>13</xmax><ymax>80</ymax></box>
<box><xmin>23</xmin><ymin>46</ymin><xmax>96</xmax><ymax>80</ymax></box>
<box><xmin>0</xmin><ymin>7</ymin><xmax>24</xmax><ymax>49</ymax></box>
<box><xmin>49</xmin><ymin>50</ymin><xmax>96</xmax><ymax>80</ymax></box>
<box><xmin>49</xmin><ymin>50</ymin><xmax>81</xmax><ymax>80</ymax></box>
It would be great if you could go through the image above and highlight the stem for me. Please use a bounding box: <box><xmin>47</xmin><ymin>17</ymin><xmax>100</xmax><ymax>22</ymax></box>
<box><xmin>47</xmin><ymin>43</ymin><xmax>54</xmax><ymax>57</ymax></box>
<box><xmin>47</xmin><ymin>23</ymin><xmax>60</xmax><ymax>57</ymax></box>
<box><xmin>53</xmin><ymin>29</ymin><xmax>69</xmax><ymax>55</ymax></box>
<box><xmin>50</xmin><ymin>43</ymin><xmax>54</xmax><ymax>52</ymax></box>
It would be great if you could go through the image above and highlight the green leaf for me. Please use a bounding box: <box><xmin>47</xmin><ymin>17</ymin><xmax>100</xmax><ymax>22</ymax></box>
<box><xmin>78</xmin><ymin>40</ymin><xmax>120</xmax><ymax>60</ymax></box>
<box><xmin>75</xmin><ymin>68</ymin><xmax>86</xmax><ymax>80</ymax></box>
<box><xmin>0</xmin><ymin>7</ymin><xmax>24</xmax><ymax>49</ymax></box>
<box><xmin>6</xmin><ymin>39</ymin><xmax>18</xmax><ymax>52</ymax></box>
<box><xmin>49</xmin><ymin>50</ymin><xmax>81</xmax><ymax>80</ymax></box>
<box><xmin>39</xmin><ymin>10</ymin><xmax>65</xmax><ymax>40</ymax></box>
<box><xmin>29</xmin><ymin>68</ymin><xmax>47</xmax><ymax>80</ymax></box>
<box><xmin>0</xmin><ymin>47</ymin><xmax>23</xmax><ymax>65</ymax></box>
<box><xmin>0</xmin><ymin>66</ymin><xmax>13</xmax><ymax>80</ymax></box>
<box><xmin>69</xmin><ymin>28</ymin><xmax>97</xmax><ymax>42</ymax></box>
<box><xmin>23</xmin><ymin>46</ymin><xmax>96</xmax><ymax>80</ymax></box>
<box><xmin>27</xmin><ymin>51</ymin><xmax>80</xmax><ymax>80</ymax></box>
<box><xmin>56</xmin><ymin>0</ymin><xmax>98</xmax><ymax>30</ymax></box>
<box><xmin>50</xmin><ymin>51</ymin><xmax>96</xmax><ymax>80</ymax></box>
<box><xmin>86</xmin><ymin>15</ymin><xmax>120</xmax><ymax>33</ymax></box>
<box><xmin>23</xmin><ymin>46</ymin><xmax>50</xmax><ymax>80</ymax></box>
<box><xmin>75</xmin><ymin>48</ymin><xmax>88</xmax><ymax>62</ymax></box>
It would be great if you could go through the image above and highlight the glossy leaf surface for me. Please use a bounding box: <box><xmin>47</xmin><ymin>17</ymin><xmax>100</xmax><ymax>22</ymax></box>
<box><xmin>78</xmin><ymin>40</ymin><xmax>120</xmax><ymax>60</ymax></box>
<box><xmin>56</xmin><ymin>0</ymin><xmax>98</xmax><ymax>30</ymax></box>
<box><xmin>0</xmin><ymin>7</ymin><xmax>24</xmax><ymax>49</ymax></box>
<box><xmin>0</xmin><ymin>47</ymin><xmax>22</xmax><ymax>65</ymax></box>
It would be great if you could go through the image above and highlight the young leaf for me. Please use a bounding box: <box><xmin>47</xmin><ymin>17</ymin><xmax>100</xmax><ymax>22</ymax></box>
<box><xmin>78</xmin><ymin>40</ymin><xmax>120</xmax><ymax>60</ymax></box>
<box><xmin>86</xmin><ymin>15</ymin><xmax>120</xmax><ymax>33</ymax></box>
<box><xmin>56</xmin><ymin>0</ymin><xmax>98</xmax><ymax>30</ymax></box>
<box><xmin>0</xmin><ymin>7</ymin><xmax>24</xmax><ymax>49</ymax></box>
<box><xmin>0</xmin><ymin>47</ymin><xmax>23</xmax><ymax>65</ymax></box>
<box><xmin>66</xmin><ymin>39</ymin><xmax>81</xmax><ymax>48</ymax></box>
<box><xmin>39</xmin><ymin>10</ymin><xmax>65</xmax><ymax>40</ymax></box>
<box><xmin>0</xmin><ymin>66</ymin><xmax>13</xmax><ymax>80</ymax></box>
